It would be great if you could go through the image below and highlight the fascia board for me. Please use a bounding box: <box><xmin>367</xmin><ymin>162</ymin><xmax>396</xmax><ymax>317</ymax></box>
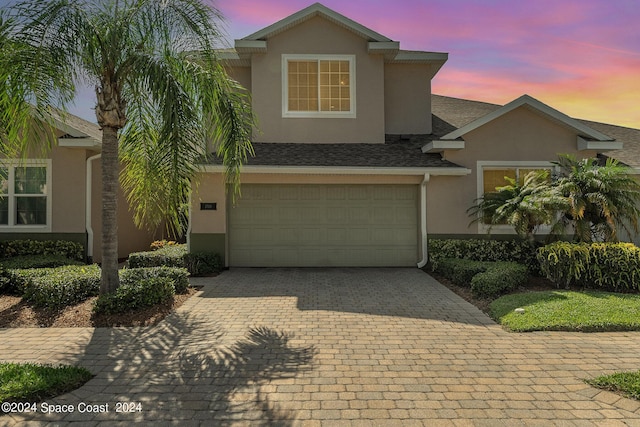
<box><xmin>421</xmin><ymin>140</ymin><xmax>465</xmax><ymax>153</ymax></box>
<box><xmin>201</xmin><ymin>165</ymin><xmax>471</xmax><ymax>176</ymax></box>
<box><xmin>577</xmin><ymin>136</ymin><xmax>623</xmax><ymax>151</ymax></box>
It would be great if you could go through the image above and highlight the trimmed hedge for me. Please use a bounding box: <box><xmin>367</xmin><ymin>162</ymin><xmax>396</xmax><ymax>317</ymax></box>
<box><xmin>94</xmin><ymin>277</ymin><xmax>175</xmax><ymax>314</ymax></box>
<box><xmin>471</xmin><ymin>262</ymin><xmax>528</xmax><ymax>298</ymax></box>
<box><xmin>0</xmin><ymin>240</ymin><xmax>84</xmax><ymax>261</ymax></box>
<box><xmin>128</xmin><ymin>244</ymin><xmax>221</xmax><ymax>276</ymax></box>
<box><xmin>22</xmin><ymin>265</ymin><xmax>101</xmax><ymax>310</ymax></box>
<box><xmin>0</xmin><ymin>255</ymin><xmax>84</xmax><ymax>270</ymax></box>
<box><xmin>537</xmin><ymin>242</ymin><xmax>640</xmax><ymax>291</ymax></box>
<box><xmin>120</xmin><ymin>266</ymin><xmax>190</xmax><ymax>294</ymax></box>
<box><xmin>429</xmin><ymin>239</ymin><xmax>541</xmax><ymax>275</ymax></box>
<box><xmin>434</xmin><ymin>257</ymin><xmax>528</xmax><ymax>299</ymax></box>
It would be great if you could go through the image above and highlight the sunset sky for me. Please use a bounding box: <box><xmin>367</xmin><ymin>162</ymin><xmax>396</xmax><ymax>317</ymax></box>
<box><xmin>3</xmin><ymin>0</ymin><xmax>637</xmax><ymax>129</ymax></box>
<box><xmin>217</xmin><ymin>0</ymin><xmax>639</xmax><ymax>129</ymax></box>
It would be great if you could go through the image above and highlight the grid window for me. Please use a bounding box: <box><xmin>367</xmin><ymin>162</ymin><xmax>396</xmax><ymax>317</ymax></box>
<box><xmin>0</xmin><ymin>163</ymin><xmax>49</xmax><ymax>228</ymax></box>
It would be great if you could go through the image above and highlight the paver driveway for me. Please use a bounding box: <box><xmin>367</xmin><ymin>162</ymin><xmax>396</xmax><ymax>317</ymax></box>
<box><xmin>2</xmin><ymin>268</ymin><xmax>640</xmax><ymax>426</ymax></box>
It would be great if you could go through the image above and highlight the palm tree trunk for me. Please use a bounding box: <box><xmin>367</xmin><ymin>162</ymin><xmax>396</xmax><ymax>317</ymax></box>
<box><xmin>100</xmin><ymin>125</ymin><xmax>120</xmax><ymax>294</ymax></box>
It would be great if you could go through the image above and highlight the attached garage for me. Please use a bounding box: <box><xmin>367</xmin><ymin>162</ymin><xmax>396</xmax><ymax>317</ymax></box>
<box><xmin>229</xmin><ymin>184</ymin><xmax>419</xmax><ymax>267</ymax></box>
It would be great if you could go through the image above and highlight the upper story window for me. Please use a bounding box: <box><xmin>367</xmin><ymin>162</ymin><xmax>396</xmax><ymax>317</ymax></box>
<box><xmin>0</xmin><ymin>160</ymin><xmax>51</xmax><ymax>231</ymax></box>
<box><xmin>282</xmin><ymin>54</ymin><xmax>356</xmax><ymax>118</ymax></box>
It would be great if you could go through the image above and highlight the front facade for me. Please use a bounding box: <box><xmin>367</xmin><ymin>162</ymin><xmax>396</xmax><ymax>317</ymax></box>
<box><xmin>189</xmin><ymin>3</ymin><xmax>638</xmax><ymax>267</ymax></box>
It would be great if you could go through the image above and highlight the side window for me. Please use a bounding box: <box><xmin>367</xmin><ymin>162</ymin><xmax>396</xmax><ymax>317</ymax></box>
<box><xmin>0</xmin><ymin>162</ymin><xmax>50</xmax><ymax>230</ymax></box>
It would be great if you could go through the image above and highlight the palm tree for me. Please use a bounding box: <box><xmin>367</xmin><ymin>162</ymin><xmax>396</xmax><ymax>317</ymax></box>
<box><xmin>1</xmin><ymin>0</ymin><xmax>254</xmax><ymax>294</ymax></box>
<box><xmin>553</xmin><ymin>154</ymin><xmax>640</xmax><ymax>242</ymax></box>
<box><xmin>468</xmin><ymin>170</ymin><xmax>567</xmax><ymax>242</ymax></box>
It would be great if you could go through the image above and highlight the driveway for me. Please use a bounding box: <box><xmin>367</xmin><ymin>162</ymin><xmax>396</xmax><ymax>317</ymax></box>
<box><xmin>2</xmin><ymin>268</ymin><xmax>640</xmax><ymax>426</ymax></box>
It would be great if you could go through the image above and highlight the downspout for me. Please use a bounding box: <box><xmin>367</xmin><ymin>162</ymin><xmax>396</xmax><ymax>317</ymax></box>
<box><xmin>86</xmin><ymin>153</ymin><xmax>101</xmax><ymax>263</ymax></box>
<box><xmin>417</xmin><ymin>173</ymin><xmax>430</xmax><ymax>268</ymax></box>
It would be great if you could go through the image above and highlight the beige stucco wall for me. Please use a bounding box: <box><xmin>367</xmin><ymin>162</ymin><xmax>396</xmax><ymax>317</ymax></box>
<box><xmin>428</xmin><ymin>107</ymin><xmax>600</xmax><ymax>235</ymax></box>
<box><xmin>249</xmin><ymin>16</ymin><xmax>385</xmax><ymax>143</ymax></box>
<box><xmin>50</xmin><ymin>147</ymin><xmax>87</xmax><ymax>233</ymax></box>
<box><xmin>190</xmin><ymin>173</ymin><xmax>227</xmax><ymax>234</ymax></box>
<box><xmin>384</xmin><ymin>63</ymin><xmax>433</xmax><ymax>135</ymax></box>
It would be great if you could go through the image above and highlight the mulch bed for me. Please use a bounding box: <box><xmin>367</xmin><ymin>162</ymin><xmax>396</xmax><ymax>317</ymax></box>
<box><xmin>0</xmin><ymin>287</ymin><xmax>199</xmax><ymax>328</ymax></box>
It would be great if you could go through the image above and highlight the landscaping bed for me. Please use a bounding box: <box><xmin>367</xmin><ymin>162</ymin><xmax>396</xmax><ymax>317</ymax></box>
<box><xmin>0</xmin><ymin>287</ymin><xmax>199</xmax><ymax>328</ymax></box>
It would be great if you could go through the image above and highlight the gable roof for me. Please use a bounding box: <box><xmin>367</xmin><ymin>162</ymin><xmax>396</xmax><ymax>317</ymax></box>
<box><xmin>50</xmin><ymin>110</ymin><xmax>102</xmax><ymax>149</ymax></box>
<box><xmin>242</xmin><ymin>2</ymin><xmax>391</xmax><ymax>42</ymax></box>
<box><xmin>432</xmin><ymin>94</ymin><xmax>640</xmax><ymax>168</ymax></box>
<box><xmin>440</xmin><ymin>94</ymin><xmax>614</xmax><ymax>142</ymax></box>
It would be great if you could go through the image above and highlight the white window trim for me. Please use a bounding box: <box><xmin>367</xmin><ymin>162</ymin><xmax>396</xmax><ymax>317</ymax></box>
<box><xmin>282</xmin><ymin>54</ymin><xmax>356</xmax><ymax>119</ymax></box>
<box><xmin>476</xmin><ymin>161</ymin><xmax>554</xmax><ymax>235</ymax></box>
<box><xmin>0</xmin><ymin>159</ymin><xmax>52</xmax><ymax>233</ymax></box>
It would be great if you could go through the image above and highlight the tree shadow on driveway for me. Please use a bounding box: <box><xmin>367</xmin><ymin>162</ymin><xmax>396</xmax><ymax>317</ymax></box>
<box><xmin>10</xmin><ymin>311</ymin><xmax>316</xmax><ymax>425</ymax></box>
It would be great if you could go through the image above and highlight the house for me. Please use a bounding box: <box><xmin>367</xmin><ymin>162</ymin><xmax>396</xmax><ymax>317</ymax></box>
<box><xmin>189</xmin><ymin>2</ymin><xmax>640</xmax><ymax>267</ymax></box>
<box><xmin>0</xmin><ymin>112</ymin><xmax>157</xmax><ymax>262</ymax></box>
<box><xmin>3</xmin><ymin>3</ymin><xmax>640</xmax><ymax>265</ymax></box>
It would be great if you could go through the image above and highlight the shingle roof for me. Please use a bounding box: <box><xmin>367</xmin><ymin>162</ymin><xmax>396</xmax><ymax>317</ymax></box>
<box><xmin>207</xmin><ymin>138</ymin><xmax>461</xmax><ymax>169</ymax></box>
<box><xmin>431</xmin><ymin>94</ymin><xmax>640</xmax><ymax>168</ymax></box>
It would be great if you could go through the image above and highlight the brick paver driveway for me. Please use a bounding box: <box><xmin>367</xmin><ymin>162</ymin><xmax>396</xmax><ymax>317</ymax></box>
<box><xmin>2</xmin><ymin>268</ymin><xmax>640</xmax><ymax>426</ymax></box>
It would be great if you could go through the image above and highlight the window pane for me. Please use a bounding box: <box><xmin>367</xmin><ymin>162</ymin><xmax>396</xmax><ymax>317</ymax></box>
<box><xmin>483</xmin><ymin>169</ymin><xmax>516</xmax><ymax>193</ymax></box>
<box><xmin>288</xmin><ymin>60</ymin><xmax>318</xmax><ymax>112</ymax></box>
<box><xmin>0</xmin><ymin>168</ymin><xmax>7</xmax><ymax>194</ymax></box>
<box><xmin>0</xmin><ymin>196</ymin><xmax>7</xmax><ymax>225</ymax></box>
<box><xmin>15</xmin><ymin>167</ymin><xmax>46</xmax><ymax>195</ymax></box>
<box><xmin>15</xmin><ymin>196</ymin><xmax>47</xmax><ymax>225</ymax></box>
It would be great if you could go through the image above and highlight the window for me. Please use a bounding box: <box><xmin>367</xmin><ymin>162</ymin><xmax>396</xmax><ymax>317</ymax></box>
<box><xmin>477</xmin><ymin>161</ymin><xmax>553</xmax><ymax>229</ymax></box>
<box><xmin>0</xmin><ymin>161</ymin><xmax>51</xmax><ymax>230</ymax></box>
<box><xmin>282</xmin><ymin>55</ymin><xmax>355</xmax><ymax>118</ymax></box>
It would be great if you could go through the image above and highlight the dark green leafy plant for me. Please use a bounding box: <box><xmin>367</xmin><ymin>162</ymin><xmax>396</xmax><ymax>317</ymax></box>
<box><xmin>471</xmin><ymin>262</ymin><xmax>528</xmax><ymax>298</ymax></box>
<box><xmin>120</xmin><ymin>266</ymin><xmax>189</xmax><ymax>294</ymax></box>
<box><xmin>22</xmin><ymin>265</ymin><xmax>101</xmax><ymax>310</ymax></box>
<box><xmin>0</xmin><ymin>240</ymin><xmax>84</xmax><ymax>260</ymax></box>
<box><xmin>94</xmin><ymin>277</ymin><xmax>175</xmax><ymax>314</ymax></box>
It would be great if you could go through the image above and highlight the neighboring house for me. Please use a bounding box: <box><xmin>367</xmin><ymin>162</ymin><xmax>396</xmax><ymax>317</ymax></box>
<box><xmin>189</xmin><ymin>2</ymin><xmax>640</xmax><ymax>267</ymax></box>
<box><xmin>0</xmin><ymin>112</ymin><xmax>156</xmax><ymax>262</ymax></box>
<box><xmin>4</xmin><ymin>3</ymin><xmax>640</xmax><ymax>265</ymax></box>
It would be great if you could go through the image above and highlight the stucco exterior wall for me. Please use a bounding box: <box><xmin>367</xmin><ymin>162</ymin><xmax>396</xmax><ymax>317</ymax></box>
<box><xmin>428</xmin><ymin>107</ymin><xmax>600</xmax><ymax>235</ymax></box>
<box><xmin>249</xmin><ymin>16</ymin><xmax>385</xmax><ymax>143</ymax></box>
<box><xmin>190</xmin><ymin>173</ymin><xmax>227</xmax><ymax>234</ymax></box>
<box><xmin>384</xmin><ymin>63</ymin><xmax>433</xmax><ymax>134</ymax></box>
<box><xmin>50</xmin><ymin>147</ymin><xmax>86</xmax><ymax>233</ymax></box>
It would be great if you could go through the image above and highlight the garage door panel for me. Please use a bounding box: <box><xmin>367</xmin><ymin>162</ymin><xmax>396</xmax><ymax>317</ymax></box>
<box><xmin>229</xmin><ymin>184</ymin><xmax>418</xmax><ymax>267</ymax></box>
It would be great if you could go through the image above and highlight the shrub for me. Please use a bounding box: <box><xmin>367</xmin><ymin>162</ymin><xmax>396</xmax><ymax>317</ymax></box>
<box><xmin>183</xmin><ymin>252</ymin><xmax>221</xmax><ymax>276</ymax></box>
<box><xmin>22</xmin><ymin>265</ymin><xmax>101</xmax><ymax>310</ymax></box>
<box><xmin>128</xmin><ymin>244</ymin><xmax>186</xmax><ymax>269</ymax></box>
<box><xmin>434</xmin><ymin>258</ymin><xmax>490</xmax><ymax>287</ymax></box>
<box><xmin>0</xmin><ymin>240</ymin><xmax>84</xmax><ymax>261</ymax></box>
<box><xmin>149</xmin><ymin>240</ymin><xmax>178</xmax><ymax>251</ymax></box>
<box><xmin>537</xmin><ymin>242</ymin><xmax>640</xmax><ymax>291</ymax></box>
<box><xmin>120</xmin><ymin>266</ymin><xmax>189</xmax><ymax>294</ymax></box>
<box><xmin>0</xmin><ymin>255</ymin><xmax>84</xmax><ymax>270</ymax></box>
<box><xmin>471</xmin><ymin>262</ymin><xmax>528</xmax><ymax>298</ymax></box>
<box><xmin>128</xmin><ymin>244</ymin><xmax>221</xmax><ymax>276</ymax></box>
<box><xmin>94</xmin><ymin>277</ymin><xmax>175</xmax><ymax>314</ymax></box>
<box><xmin>429</xmin><ymin>239</ymin><xmax>541</xmax><ymax>275</ymax></box>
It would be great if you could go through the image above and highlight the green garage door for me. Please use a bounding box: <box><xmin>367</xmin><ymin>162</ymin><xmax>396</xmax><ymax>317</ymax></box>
<box><xmin>229</xmin><ymin>184</ymin><xmax>418</xmax><ymax>267</ymax></box>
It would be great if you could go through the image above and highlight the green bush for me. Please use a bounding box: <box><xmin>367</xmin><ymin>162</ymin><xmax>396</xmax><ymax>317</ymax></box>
<box><xmin>0</xmin><ymin>240</ymin><xmax>84</xmax><ymax>261</ymax></box>
<box><xmin>94</xmin><ymin>277</ymin><xmax>175</xmax><ymax>314</ymax></box>
<box><xmin>0</xmin><ymin>255</ymin><xmax>84</xmax><ymax>270</ymax></box>
<box><xmin>537</xmin><ymin>242</ymin><xmax>640</xmax><ymax>291</ymax></box>
<box><xmin>471</xmin><ymin>262</ymin><xmax>528</xmax><ymax>298</ymax></box>
<box><xmin>434</xmin><ymin>258</ymin><xmax>490</xmax><ymax>287</ymax></box>
<box><xmin>120</xmin><ymin>266</ymin><xmax>189</xmax><ymax>294</ymax></box>
<box><xmin>429</xmin><ymin>239</ymin><xmax>541</xmax><ymax>275</ymax></box>
<box><xmin>183</xmin><ymin>252</ymin><xmax>221</xmax><ymax>276</ymax></box>
<box><xmin>128</xmin><ymin>244</ymin><xmax>186</xmax><ymax>269</ymax></box>
<box><xmin>128</xmin><ymin>244</ymin><xmax>221</xmax><ymax>276</ymax></box>
<box><xmin>22</xmin><ymin>265</ymin><xmax>101</xmax><ymax>310</ymax></box>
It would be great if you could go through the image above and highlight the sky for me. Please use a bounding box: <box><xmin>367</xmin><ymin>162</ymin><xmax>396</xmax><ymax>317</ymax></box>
<box><xmin>3</xmin><ymin>0</ymin><xmax>638</xmax><ymax>129</ymax></box>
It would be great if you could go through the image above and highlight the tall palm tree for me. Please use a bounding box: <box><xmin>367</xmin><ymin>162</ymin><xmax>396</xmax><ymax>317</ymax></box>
<box><xmin>468</xmin><ymin>170</ymin><xmax>567</xmax><ymax>242</ymax></box>
<box><xmin>1</xmin><ymin>0</ymin><xmax>254</xmax><ymax>294</ymax></box>
<box><xmin>553</xmin><ymin>154</ymin><xmax>640</xmax><ymax>242</ymax></box>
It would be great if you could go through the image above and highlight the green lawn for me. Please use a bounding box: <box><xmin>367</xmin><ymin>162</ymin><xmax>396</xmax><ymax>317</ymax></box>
<box><xmin>489</xmin><ymin>290</ymin><xmax>640</xmax><ymax>332</ymax></box>
<box><xmin>587</xmin><ymin>371</ymin><xmax>640</xmax><ymax>400</ymax></box>
<box><xmin>0</xmin><ymin>363</ymin><xmax>92</xmax><ymax>403</ymax></box>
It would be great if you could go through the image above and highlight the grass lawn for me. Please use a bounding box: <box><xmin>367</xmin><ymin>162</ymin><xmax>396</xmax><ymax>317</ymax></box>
<box><xmin>587</xmin><ymin>371</ymin><xmax>640</xmax><ymax>400</ymax></box>
<box><xmin>0</xmin><ymin>363</ymin><xmax>92</xmax><ymax>403</ymax></box>
<box><xmin>489</xmin><ymin>290</ymin><xmax>640</xmax><ymax>332</ymax></box>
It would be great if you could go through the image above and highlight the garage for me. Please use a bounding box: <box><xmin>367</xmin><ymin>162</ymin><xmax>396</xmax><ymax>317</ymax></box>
<box><xmin>228</xmin><ymin>184</ymin><xmax>419</xmax><ymax>267</ymax></box>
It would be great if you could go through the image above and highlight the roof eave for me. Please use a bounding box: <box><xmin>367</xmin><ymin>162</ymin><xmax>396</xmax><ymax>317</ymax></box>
<box><xmin>201</xmin><ymin>165</ymin><xmax>471</xmax><ymax>176</ymax></box>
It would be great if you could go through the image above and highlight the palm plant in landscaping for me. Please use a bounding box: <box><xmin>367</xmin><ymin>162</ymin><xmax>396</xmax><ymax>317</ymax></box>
<box><xmin>0</xmin><ymin>0</ymin><xmax>254</xmax><ymax>294</ymax></box>
<box><xmin>552</xmin><ymin>154</ymin><xmax>640</xmax><ymax>242</ymax></box>
<box><xmin>468</xmin><ymin>169</ymin><xmax>567</xmax><ymax>242</ymax></box>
